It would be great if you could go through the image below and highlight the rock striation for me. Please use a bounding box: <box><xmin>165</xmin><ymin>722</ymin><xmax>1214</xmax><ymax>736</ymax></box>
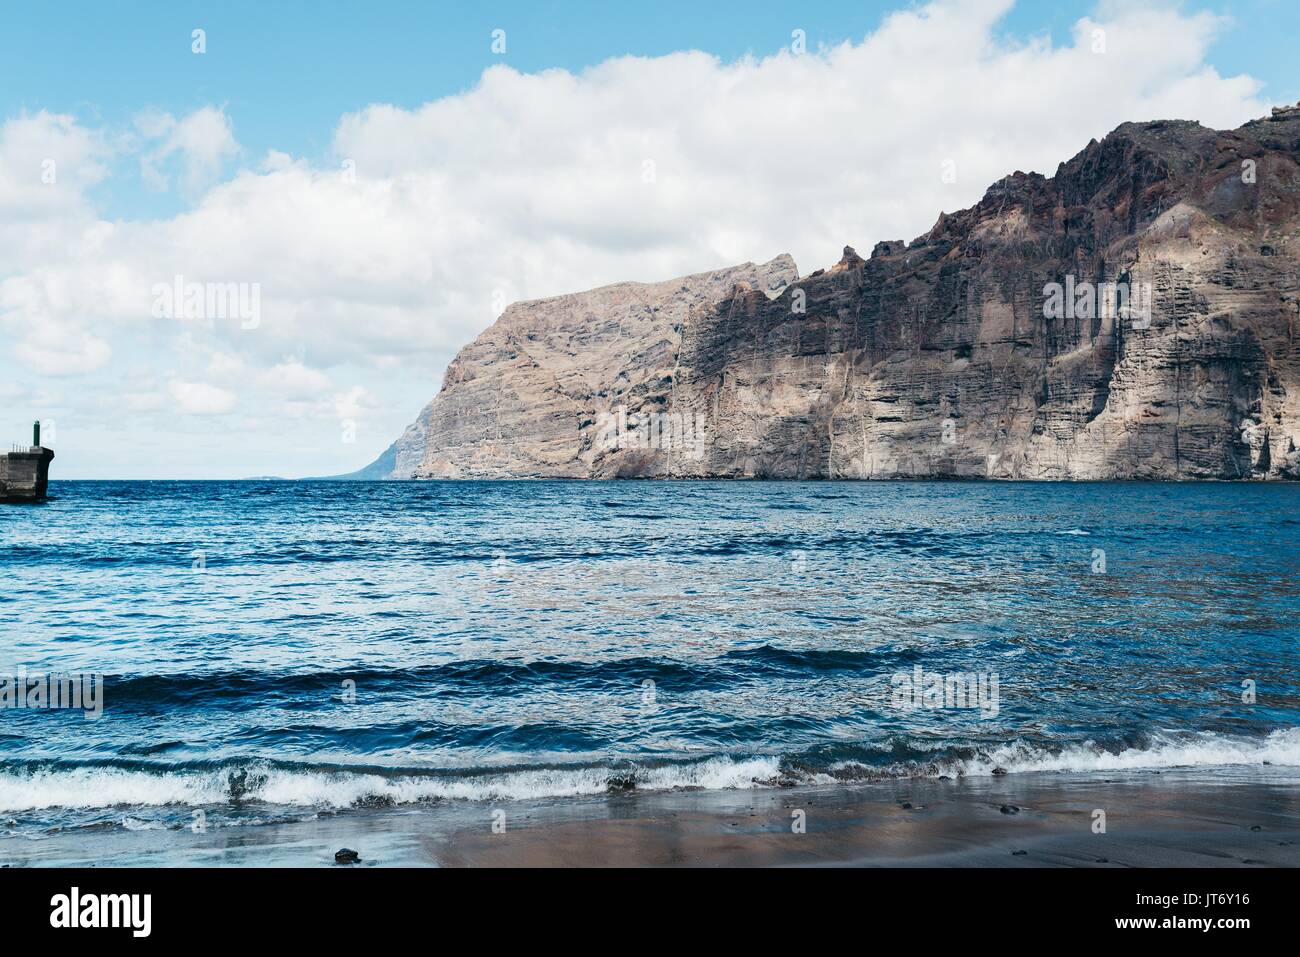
<box><xmin>372</xmin><ymin>257</ymin><xmax>797</xmax><ymax>478</ymax></box>
<box><xmin>365</xmin><ymin>108</ymin><xmax>1300</xmax><ymax>480</ymax></box>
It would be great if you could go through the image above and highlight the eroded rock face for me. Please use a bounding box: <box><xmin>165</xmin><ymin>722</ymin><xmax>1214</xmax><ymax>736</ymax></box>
<box><xmin>386</xmin><ymin>256</ymin><xmax>798</xmax><ymax>478</ymax></box>
<box><xmin>375</xmin><ymin>110</ymin><xmax>1300</xmax><ymax>480</ymax></box>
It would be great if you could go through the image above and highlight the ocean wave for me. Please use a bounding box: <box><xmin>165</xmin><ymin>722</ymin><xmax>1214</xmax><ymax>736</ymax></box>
<box><xmin>947</xmin><ymin>728</ymin><xmax>1300</xmax><ymax>776</ymax></box>
<box><xmin>88</xmin><ymin>658</ymin><xmax>731</xmax><ymax>708</ymax></box>
<box><xmin>0</xmin><ymin>755</ymin><xmax>784</xmax><ymax>813</ymax></box>
<box><xmin>2</xmin><ymin>524</ymin><xmax>1110</xmax><ymax>570</ymax></box>
<box><xmin>1</xmin><ymin>729</ymin><xmax>1294</xmax><ymax>815</ymax></box>
<box><xmin>721</xmin><ymin>644</ymin><xmax>916</xmax><ymax>673</ymax></box>
<box><xmin>823</xmin><ymin>728</ymin><xmax>1300</xmax><ymax>780</ymax></box>
<box><xmin>82</xmin><ymin>646</ymin><xmax>921</xmax><ymax>710</ymax></box>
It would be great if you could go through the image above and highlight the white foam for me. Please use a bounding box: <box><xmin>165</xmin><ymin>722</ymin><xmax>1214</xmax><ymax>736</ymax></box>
<box><xmin>950</xmin><ymin>728</ymin><xmax>1300</xmax><ymax>776</ymax></box>
<box><xmin>0</xmin><ymin>766</ymin><xmax>228</xmax><ymax>811</ymax></box>
<box><xmin>0</xmin><ymin>755</ymin><xmax>785</xmax><ymax>813</ymax></box>
<box><xmin>120</xmin><ymin>816</ymin><xmax>167</xmax><ymax>831</ymax></box>
<box><xmin>0</xmin><ymin>732</ymin><xmax>1292</xmax><ymax>813</ymax></box>
<box><xmin>637</xmin><ymin>756</ymin><xmax>782</xmax><ymax>791</ymax></box>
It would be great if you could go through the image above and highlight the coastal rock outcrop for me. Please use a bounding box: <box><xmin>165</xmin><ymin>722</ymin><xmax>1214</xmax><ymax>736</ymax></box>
<box><xmin>376</xmin><ymin>256</ymin><xmax>797</xmax><ymax>478</ymax></box>
<box><xmin>366</xmin><ymin>108</ymin><xmax>1300</xmax><ymax>480</ymax></box>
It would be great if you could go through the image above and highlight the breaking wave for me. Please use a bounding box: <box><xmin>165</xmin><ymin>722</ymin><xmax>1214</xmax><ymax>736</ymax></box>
<box><xmin>2</xmin><ymin>729</ymin><xmax>1295</xmax><ymax>816</ymax></box>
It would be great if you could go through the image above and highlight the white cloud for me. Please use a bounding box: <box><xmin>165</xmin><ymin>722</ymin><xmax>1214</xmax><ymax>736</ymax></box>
<box><xmin>0</xmin><ymin>110</ymin><xmax>109</xmax><ymax>217</ymax></box>
<box><xmin>136</xmin><ymin>106</ymin><xmax>240</xmax><ymax>193</ymax></box>
<box><xmin>261</xmin><ymin>358</ymin><xmax>334</xmax><ymax>398</ymax></box>
<box><xmin>0</xmin><ymin>110</ymin><xmax>112</xmax><ymax>277</ymax></box>
<box><xmin>167</xmin><ymin>379</ymin><xmax>238</xmax><ymax>415</ymax></box>
<box><xmin>334</xmin><ymin>385</ymin><xmax>375</xmax><ymax>423</ymax></box>
<box><xmin>0</xmin><ymin>0</ymin><xmax>1271</xmax><ymax>475</ymax></box>
<box><xmin>10</xmin><ymin>321</ymin><xmax>112</xmax><ymax>376</ymax></box>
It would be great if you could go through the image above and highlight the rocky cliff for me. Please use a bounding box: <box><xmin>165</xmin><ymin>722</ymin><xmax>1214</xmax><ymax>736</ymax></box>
<box><xmin>369</xmin><ymin>107</ymin><xmax>1300</xmax><ymax>480</ymax></box>
<box><xmin>373</xmin><ymin>257</ymin><xmax>798</xmax><ymax>478</ymax></box>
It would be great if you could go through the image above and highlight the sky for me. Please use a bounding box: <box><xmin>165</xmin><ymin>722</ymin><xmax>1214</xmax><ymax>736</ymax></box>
<box><xmin>0</xmin><ymin>0</ymin><xmax>1295</xmax><ymax>479</ymax></box>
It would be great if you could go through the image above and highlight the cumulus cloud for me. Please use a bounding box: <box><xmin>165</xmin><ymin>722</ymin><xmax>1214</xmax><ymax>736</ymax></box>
<box><xmin>0</xmin><ymin>110</ymin><xmax>111</xmax><ymax>273</ymax></box>
<box><xmin>167</xmin><ymin>379</ymin><xmax>238</xmax><ymax>415</ymax></box>
<box><xmin>0</xmin><ymin>110</ymin><xmax>109</xmax><ymax>216</ymax></box>
<box><xmin>261</xmin><ymin>358</ymin><xmax>334</xmax><ymax>398</ymax></box>
<box><xmin>136</xmin><ymin>106</ymin><xmax>240</xmax><ymax>193</ymax></box>
<box><xmin>0</xmin><ymin>0</ymin><xmax>1270</xmax><ymax>475</ymax></box>
<box><xmin>10</xmin><ymin>318</ymin><xmax>112</xmax><ymax>376</ymax></box>
<box><xmin>334</xmin><ymin>384</ymin><xmax>375</xmax><ymax>423</ymax></box>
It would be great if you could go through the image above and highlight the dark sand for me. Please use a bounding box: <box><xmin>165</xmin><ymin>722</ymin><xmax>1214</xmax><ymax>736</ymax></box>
<box><xmin>3</xmin><ymin>768</ymin><xmax>1297</xmax><ymax>867</ymax></box>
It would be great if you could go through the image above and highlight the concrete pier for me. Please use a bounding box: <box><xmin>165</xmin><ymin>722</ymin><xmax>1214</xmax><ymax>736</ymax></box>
<box><xmin>1</xmin><ymin>423</ymin><xmax>54</xmax><ymax>502</ymax></box>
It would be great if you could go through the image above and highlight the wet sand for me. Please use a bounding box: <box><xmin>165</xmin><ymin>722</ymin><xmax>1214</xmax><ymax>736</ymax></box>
<box><xmin>3</xmin><ymin>768</ymin><xmax>1298</xmax><ymax>867</ymax></box>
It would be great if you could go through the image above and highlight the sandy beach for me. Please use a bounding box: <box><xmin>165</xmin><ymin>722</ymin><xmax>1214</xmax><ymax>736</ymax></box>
<box><xmin>4</xmin><ymin>767</ymin><xmax>1296</xmax><ymax>868</ymax></box>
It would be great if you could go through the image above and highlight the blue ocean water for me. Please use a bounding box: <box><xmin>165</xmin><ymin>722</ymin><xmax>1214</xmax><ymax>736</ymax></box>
<box><xmin>0</xmin><ymin>480</ymin><xmax>1297</xmax><ymax>834</ymax></box>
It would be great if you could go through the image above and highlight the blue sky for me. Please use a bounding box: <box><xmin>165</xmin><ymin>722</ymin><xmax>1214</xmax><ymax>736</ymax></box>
<box><xmin>0</xmin><ymin>1</ymin><xmax>1292</xmax><ymax>477</ymax></box>
<box><xmin>5</xmin><ymin>0</ymin><xmax>1296</xmax><ymax>223</ymax></box>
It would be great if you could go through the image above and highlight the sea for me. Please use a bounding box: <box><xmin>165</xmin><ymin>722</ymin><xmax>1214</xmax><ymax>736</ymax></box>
<box><xmin>1</xmin><ymin>480</ymin><xmax>1297</xmax><ymax>840</ymax></box>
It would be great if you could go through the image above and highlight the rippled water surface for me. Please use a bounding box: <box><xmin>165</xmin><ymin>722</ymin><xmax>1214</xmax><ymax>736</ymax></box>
<box><xmin>1</xmin><ymin>480</ymin><xmax>1297</xmax><ymax>832</ymax></box>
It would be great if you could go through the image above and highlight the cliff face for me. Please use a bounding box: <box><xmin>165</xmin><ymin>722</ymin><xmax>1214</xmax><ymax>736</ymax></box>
<box><xmin>377</xmin><ymin>108</ymin><xmax>1300</xmax><ymax>481</ymax></box>
<box><xmin>385</xmin><ymin>256</ymin><xmax>798</xmax><ymax>478</ymax></box>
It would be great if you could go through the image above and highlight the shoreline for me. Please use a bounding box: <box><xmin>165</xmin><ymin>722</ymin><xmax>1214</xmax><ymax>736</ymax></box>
<box><xmin>4</xmin><ymin>768</ymin><xmax>1297</xmax><ymax>867</ymax></box>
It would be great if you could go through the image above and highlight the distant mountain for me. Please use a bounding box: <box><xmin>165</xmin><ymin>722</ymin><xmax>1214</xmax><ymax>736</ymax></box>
<box><xmin>357</xmin><ymin>105</ymin><xmax>1300</xmax><ymax>480</ymax></box>
<box><xmin>313</xmin><ymin>442</ymin><xmax>399</xmax><ymax>481</ymax></box>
